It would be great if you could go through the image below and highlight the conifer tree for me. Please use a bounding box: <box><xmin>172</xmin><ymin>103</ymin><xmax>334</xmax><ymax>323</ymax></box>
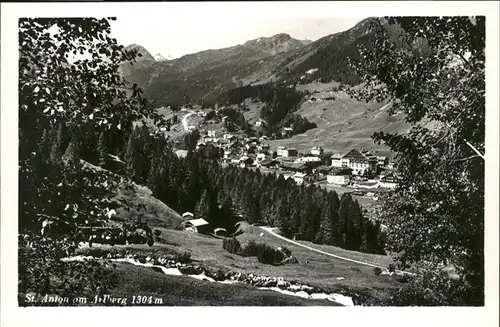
<box><xmin>243</xmin><ymin>194</ymin><xmax>261</xmax><ymax>224</ymax></box>
<box><xmin>345</xmin><ymin>200</ymin><xmax>363</xmax><ymax>250</ymax></box>
<box><xmin>124</xmin><ymin>128</ymin><xmax>147</xmax><ymax>183</ymax></box>
<box><xmin>338</xmin><ymin>193</ymin><xmax>352</xmax><ymax>247</ymax></box>
<box><xmin>195</xmin><ymin>189</ymin><xmax>210</xmax><ymax>220</ymax></box>
<box><xmin>18</xmin><ymin>17</ymin><xmax>164</xmax><ymax>299</ymax></box>
<box><xmin>218</xmin><ymin>195</ymin><xmax>236</xmax><ymax>230</ymax></box>
<box><xmin>272</xmin><ymin>199</ymin><xmax>288</xmax><ymax>228</ymax></box>
<box><xmin>290</xmin><ymin>211</ymin><xmax>301</xmax><ymax>236</ymax></box>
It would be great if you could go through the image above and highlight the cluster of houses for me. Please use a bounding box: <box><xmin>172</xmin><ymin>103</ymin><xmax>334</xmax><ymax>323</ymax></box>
<box><xmin>194</xmin><ymin>129</ymin><xmax>398</xmax><ymax>189</ymax></box>
<box><xmin>261</xmin><ymin>146</ymin><xmax>398</xmax><ymax>189</ymax></box>
<box><xmin>196</xmin><ymin>130</ymin><xmax>275</xmax><ymax>168</ymax></box>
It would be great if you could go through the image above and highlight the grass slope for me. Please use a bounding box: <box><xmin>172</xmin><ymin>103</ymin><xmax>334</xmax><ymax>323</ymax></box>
<box><xmin>113</xmin><ymin>183</ymin><xmax>183</xmax><ymax>228</ymax></box>
<box><xmin>267</xmin><ymin>85</ymin><xmax>409</xmax><ymax>157</ymax></box>
<box><xmin>106</xmin><ymin>262</ymin><xmax>339</xmax><ymax>306</ymax></box>
<box><xmin>255</xmin><ymin>226</ymin><xmax>391</xmax><ymax>267</ymax></box>
<box><xmin>86</xmin><ymin>225</ymin><xmax>400</xmax><ymax>302</ymax></box>
<box><xmin>192</xmin><ymin>81</ymin><xmax>408</xmax><ymax>158</ymax></box>
<box><xmin>82</xmin><ymin>161</ymin><xmax>183</xmax><ymax>228</ymax></box>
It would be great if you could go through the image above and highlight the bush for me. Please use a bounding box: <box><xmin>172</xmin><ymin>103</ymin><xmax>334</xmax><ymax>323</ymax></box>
<box><xmin>233</xmin><ymin>241</ymin><xmax>295</xmax><ymax>265</ymax></box>
<box><xmin>127</xmin><ymin>231</ymin><xmax>148</xmax><ymax>244</ymax></box>
<box><xmin>222</xmin><ymin>237</ymin><xmax>242</xmax><ymax>254</ymax></box>
<box><xmin>241</xmin><ymin>240</ymin><xmax>259</xmax><ymax>257</ymax></box>
<box><xmin>376</xmin><ymin>267</ymin><xmax>484</xmax><ymax>306</ymax></box>
<box><xmin>257</xmin><ymin>245</ymin><xmax>284</xmax><ymax>265</ymax></box>
<box><xmin>174</xmin><ymin>251</ymin><xmax>192</xmax><ymax>264</ymax></box>
<box><xmin>373</xmin><ymin>267</ymin><xmax>382</xmax><ymax>276</ymax></box>
<box><xmin>153</xmin><ymin>229</ymin><xmax>162</xmax><ymax>236</ymax></box>
<box><xmin>240</xmin><ymin>242</ymin><xmax>295</xmax><ymax>265</ymax></box>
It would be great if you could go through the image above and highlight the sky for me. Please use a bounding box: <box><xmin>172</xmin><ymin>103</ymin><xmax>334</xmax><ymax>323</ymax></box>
<box><xmin>108</xmin><ymin>5</ymin><xmax>364</xmax><ymax>59</ymax></box>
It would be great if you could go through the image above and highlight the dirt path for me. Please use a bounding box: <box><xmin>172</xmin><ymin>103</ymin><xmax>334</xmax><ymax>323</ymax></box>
<box><xmin>261</xmin><ymin>227</ymin><xmax>416</xmax><ymax>276</ymax></box>
<box><xmin>259</xmin><ymin>227</ymin><xmax>386</xmax><ymax>269</ymax></box>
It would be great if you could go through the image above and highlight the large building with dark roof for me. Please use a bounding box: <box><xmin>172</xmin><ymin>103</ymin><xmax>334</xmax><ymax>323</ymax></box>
<box><xmin>330</xmin><ymin>148</ymin><xmax>378</xmax><ymax>175</ymax></box>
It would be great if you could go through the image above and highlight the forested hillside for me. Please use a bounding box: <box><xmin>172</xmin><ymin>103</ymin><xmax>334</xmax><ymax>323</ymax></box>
<box><xmin>270</xmin><ymin>18</ymin><xmax>376</xmax><ymax>86</ymax></box>
<box><xmin>116</xmin><ymin>128</ymin><xmax>386</xmax><ymax>254</ymax></box>
<box><xmin>212</xmin><ymin>84</ymin><xmax>317</xmax><ymax>136</ymax></box>
<box><xmin>41</xmin><ymin>117</ymin><xmax>385</xmax><ymax>256</ymax></box>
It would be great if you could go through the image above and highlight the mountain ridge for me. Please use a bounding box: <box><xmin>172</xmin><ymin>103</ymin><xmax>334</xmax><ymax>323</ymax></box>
<box><xmin>119</xmin><ymin>18</ymin><xmax>410</xmax><ymax>154</ymax></box>
<box><xmin>119</xmin><ymin>31</ymin><xmax>317</xmax><ymax>106</ymax></box>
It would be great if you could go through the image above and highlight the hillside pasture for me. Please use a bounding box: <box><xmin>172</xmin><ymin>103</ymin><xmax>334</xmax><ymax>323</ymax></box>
<box><xmin>242</xmin><ymin>98</ymin><xmax>265</xmax><ymax>125</ymax></box>
<box><xmin>112</xmin><ymin>182</ymin><xmax>183</xmax><ymax>229</ymax></box>
<box><xmin>266</xmin><ymin>88</ymin><xmax>409</xmax><ymax>158</ymax></box>
<box><xmin>78</xmin><ymin>224</ymin><xmax>399</xmax><ymax>302</ymax></box>
<box><xmin>81</xmin><ymin>161</ymin><xmax>183</xmax><ymax>229</ymax></box>
<box><xmin>103</xmin><ymin>262</ymin><xmax>340</xmax><ymax>306</ymax></box>
<box><xmin>295</xmin><ymin>80</ymin><xmax>342</xmax><ymax>93</ymax></box>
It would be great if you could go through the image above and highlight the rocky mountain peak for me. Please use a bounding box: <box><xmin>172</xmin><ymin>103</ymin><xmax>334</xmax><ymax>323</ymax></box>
<box><xmin>244</xmin><ymin>33</ymin><xmax>309</xmax><ymax>55</ymax></box>
<box><xmin>270</xmin><ymin>33</ymin><xmax>292</xmax><ymax>42</ymax></box>
<box><xmin>154</xmin><ymin>53</ymin><xmax>168</xmax><ymax>62</ymax></box>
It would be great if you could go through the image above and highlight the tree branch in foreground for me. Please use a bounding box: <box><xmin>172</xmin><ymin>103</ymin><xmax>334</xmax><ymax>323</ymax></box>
<box><xmin>464</xmin><ymin>139</ymin><xmax>485</xmax><ymax>160</ymax></box>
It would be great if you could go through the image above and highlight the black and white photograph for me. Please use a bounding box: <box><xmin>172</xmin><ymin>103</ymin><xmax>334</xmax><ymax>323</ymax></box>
<box><xmin>1</xmin><ymin>1</ymin><xmax>499</xmax><ymax>326</ymax></box>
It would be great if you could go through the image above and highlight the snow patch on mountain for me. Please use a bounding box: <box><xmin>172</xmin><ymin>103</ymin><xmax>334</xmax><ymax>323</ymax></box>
<box><xmin>154</xmin><ymin>53</ymin><xmax>168</xmax><ymax>62</ymax></box>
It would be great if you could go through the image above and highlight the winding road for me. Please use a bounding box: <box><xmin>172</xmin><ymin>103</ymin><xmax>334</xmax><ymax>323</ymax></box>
<box><xmin>181</xmin><ymin>109</ymin><xmax>196</xmax><ymax>131</ymax></box>
<box><xmin>259</xmin><ymin>226</ymin><xmax>386</xmax><ymax>269</ymax></box>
